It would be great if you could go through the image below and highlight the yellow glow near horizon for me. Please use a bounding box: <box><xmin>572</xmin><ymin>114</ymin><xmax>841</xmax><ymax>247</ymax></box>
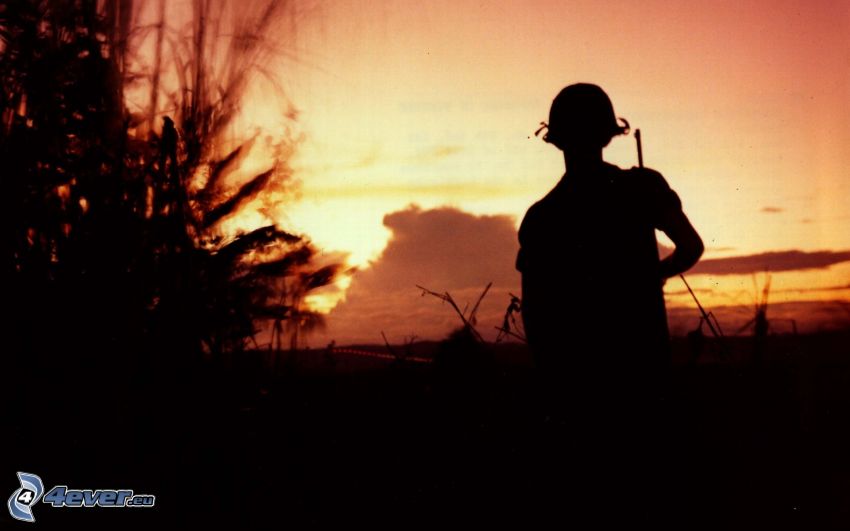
<box><xmin>667</xmin><ymin>263</ymin><xmax>850</xmax><ymax>309</ymax></box>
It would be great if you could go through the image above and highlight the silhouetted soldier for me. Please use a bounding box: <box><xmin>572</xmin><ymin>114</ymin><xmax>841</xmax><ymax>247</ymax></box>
<box><xmin>516</xmin><ymin>83</ymin><xmax>703</xmax><ymax>524</ymax></box>
<box><xmin>157</xmin><ymin>116</ymin><xmax>186</xmax><ymax>228</ymax></box>
<box><xmin>160</xmin><ymin>116</ymin><xmax>178</xmax><ymax>173</ymax></box>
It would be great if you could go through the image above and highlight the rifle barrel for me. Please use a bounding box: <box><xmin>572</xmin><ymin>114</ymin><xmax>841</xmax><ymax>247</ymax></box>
<box><xmin>635</xmin><ymin>128</ymin><xmax>644</xmax><ymax>168</ymax></box>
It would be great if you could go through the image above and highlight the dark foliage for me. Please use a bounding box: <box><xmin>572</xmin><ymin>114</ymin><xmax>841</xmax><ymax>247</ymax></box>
<box><xmin>0</xmin><ymin>0</ymin><xmax>338</xmax><ymax>372</ymax></box>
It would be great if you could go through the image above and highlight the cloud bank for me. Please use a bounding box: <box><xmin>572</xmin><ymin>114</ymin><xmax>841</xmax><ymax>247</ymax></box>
<box><xmin>317</xmin><ymin>205</ymin><xmax>521</xmax><ymax>345</ymax></box>
<box><xmin>689</xmin><ymin>250</ymin><xmax>850</xmax><ymax>276</ymax></box>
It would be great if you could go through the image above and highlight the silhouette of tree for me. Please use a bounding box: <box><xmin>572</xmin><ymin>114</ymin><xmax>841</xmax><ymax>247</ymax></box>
<box><xmin>0</xmin><ymin>0</ymin><xmax>340</xmax><ymax>374</ymax></box>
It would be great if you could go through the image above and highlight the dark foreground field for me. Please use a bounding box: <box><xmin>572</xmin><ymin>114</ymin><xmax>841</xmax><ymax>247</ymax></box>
<box><xmin>4</xmin><ymin>331</ymin><xmax>849</xmax><ymax>529</ymax></box>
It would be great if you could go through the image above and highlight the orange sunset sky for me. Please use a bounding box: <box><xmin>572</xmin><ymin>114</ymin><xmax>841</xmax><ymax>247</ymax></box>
<box><xmin>204</xmin><ymin>0</ymin><xmax>850</xmax><ymax>344</ymax></box>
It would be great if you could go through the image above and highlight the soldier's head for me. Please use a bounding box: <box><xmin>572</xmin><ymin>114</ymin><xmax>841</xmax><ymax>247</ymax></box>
<box><xmin>543</xmin><ymin>83</ymin><xmax>629</xmax><ymax>152</ymax></box>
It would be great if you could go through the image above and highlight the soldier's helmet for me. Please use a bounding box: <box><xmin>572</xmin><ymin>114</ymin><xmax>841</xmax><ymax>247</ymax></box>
<box><xmin>544</xmin><ymin>83</ymin><xmax>629</xmax><ymax>150</ymax></box>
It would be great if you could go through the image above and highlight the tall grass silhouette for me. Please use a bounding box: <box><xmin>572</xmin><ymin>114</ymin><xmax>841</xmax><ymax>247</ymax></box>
<box><xmin>0</xmin><ymin>0</ymin><xmax>340</xmax><ymax>369</ymax></box>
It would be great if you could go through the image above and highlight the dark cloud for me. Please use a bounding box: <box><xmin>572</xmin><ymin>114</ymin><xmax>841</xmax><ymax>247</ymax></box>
<box><xmin>760</xmin><ymin>206</ymin><xmax>784</xmax><ymax>213</ymax></box>
<box><xmin>318</xmin><ymin>205</ymin><xmax>521</xmax><ymax>345</ymax></box>
<box><xmin>689</xmin><ymin>249</ymin><xmax>850</xmax><ymax>276</ymax></box>
<box><xmin>660</xmin><ymin>244</ymin><xmax>737</xmax><ymax>259</ymax></box>
<box><xmin>351</xmin><ymin>205</ymin><xmax>519</xmax><ymax>292</ymax></box>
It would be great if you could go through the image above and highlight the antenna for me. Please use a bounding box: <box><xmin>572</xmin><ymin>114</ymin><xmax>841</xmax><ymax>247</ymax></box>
<box><xmin>635</xmin><ymin>129</ymin><xmax>644</xmax><ymax>168</ymax></box>
<box><xmin>635</xmin><ymin>128</ymin><xmax>727</xmax><ymax>353</ymax></box>
<box><xmin>681</xmin><ymin>274</ymin><xmax>726</xmax><ymax>346</ymax></box>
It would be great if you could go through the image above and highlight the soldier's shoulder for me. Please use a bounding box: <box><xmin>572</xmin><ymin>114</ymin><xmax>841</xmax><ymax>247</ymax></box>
<box><xmin>620</xmin><ymin>165</ymin><xmax>673</xmax><ymax>192</ymax></box>
<box><xmin>624</xmin><ymin>165</ymin><xmax>665</xmax><ymax>180</ymax></box>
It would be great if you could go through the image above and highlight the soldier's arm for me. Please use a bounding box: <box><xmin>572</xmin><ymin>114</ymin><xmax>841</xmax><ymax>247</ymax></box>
<box><xmin>658</xmin><ymin>208</ymin><xmax>703</xmax><ymax>279</ymax></box>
